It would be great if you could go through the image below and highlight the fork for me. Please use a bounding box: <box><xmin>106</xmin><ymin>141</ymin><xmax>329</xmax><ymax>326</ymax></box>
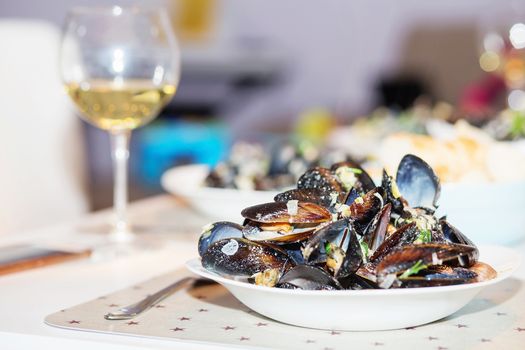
<box><xmin>104</xmin><ymin>277</ymin><xmax>194</xmax><ymax>320</ymax></box>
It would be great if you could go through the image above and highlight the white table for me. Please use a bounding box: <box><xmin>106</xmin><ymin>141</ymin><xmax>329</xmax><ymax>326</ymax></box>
<box><xmin>1</xmin><ymin>195</ymin><xmax>525</xmax><ymax>350</ymax></box>
<box><xmin>0</xmin><ymin>196</ymin><xmax>233</xmax><ymax>350</ymax></box>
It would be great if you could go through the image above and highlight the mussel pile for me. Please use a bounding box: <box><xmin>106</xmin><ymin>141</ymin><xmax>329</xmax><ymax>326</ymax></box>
<box><xmin>198</xmin><ymin>154</ymin><xmax>496</xmax><ymax>290</ymax></box>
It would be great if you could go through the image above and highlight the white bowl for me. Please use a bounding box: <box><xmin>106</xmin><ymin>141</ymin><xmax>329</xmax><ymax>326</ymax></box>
<box><xmin>161</xmin><ymin>164</ymin><xmax>278</xmax><ymax>223</ymax></box>
<box><xmin>186</xmin><ymin>245</ymin><xmax>520</xmax><ymax>331</ymax></box>
<box><xmin>438</xmin><ymin>181</ymin><xmax>525</xmax><ymax>245</ymax></box>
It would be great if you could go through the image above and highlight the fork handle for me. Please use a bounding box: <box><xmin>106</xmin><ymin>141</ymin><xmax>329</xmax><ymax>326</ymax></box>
<box><xmin>104</xmin><ymin>277</ymin><xmax>193</xmax><ymax>320</ymax></box>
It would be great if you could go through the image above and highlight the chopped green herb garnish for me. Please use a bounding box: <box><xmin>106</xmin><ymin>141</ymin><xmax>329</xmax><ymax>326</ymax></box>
<box><xmin>399</xmin><ymin>260</ymin><xmax>428</xmax><ymax>279</ymax></box>
<box><xmin>360</xmin><ymin>241</ymin><xmax>370</xmax><ymax>262</ymax></box>
<box><xmin>415</xmin><ymin>229</ymin><xmax>432</xmax><ymax>243</ymax></box>
<box><xmin>325</xmin><ymin>242</ymin><xmax>332</xmax><ymax>254</ymax></box>
<box><xmin>347</xmin><ymin>167</ymin><xmax>363</xmax><ymax>174</ymax></box>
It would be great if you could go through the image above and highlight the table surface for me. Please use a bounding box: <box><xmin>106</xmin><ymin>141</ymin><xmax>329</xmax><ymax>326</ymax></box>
<box><xmin>1</xmin><ymin>195</ymin><xmax>524</xmax><ymax>350</ymax></box>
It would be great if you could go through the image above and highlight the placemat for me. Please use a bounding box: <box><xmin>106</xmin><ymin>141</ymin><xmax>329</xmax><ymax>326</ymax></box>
<box><xmin>45</xmin><ymin>268</ymin><xmax>525</xmax><ymax>350</ymax></box>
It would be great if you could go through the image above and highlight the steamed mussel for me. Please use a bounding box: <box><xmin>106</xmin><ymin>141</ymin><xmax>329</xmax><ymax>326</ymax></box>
<box><xmin>198</xmin><ymin>154</ymin><xmax>496</xmax><ymax>290</ymax></box>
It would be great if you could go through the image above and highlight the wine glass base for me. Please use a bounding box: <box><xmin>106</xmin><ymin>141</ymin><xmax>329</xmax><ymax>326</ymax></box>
<box><xmin>109</xmin><ymin>228</ymin><xmax>134</xmax><ymax>244</ymax></box>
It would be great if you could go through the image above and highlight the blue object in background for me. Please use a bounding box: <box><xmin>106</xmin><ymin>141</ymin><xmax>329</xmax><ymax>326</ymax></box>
<box><xmin>134</xmin><ymin>119</ymin><xmax>230</xmax><ymax>189</ymax></box>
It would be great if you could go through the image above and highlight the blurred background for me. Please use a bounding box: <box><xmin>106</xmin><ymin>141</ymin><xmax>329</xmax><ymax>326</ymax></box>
<box><xmin>1</xmin><ymin>0</ymin><xmax>525</xmax><ymax>221</ymax></box>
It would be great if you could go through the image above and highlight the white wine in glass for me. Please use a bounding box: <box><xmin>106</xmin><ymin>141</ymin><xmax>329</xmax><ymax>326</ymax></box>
<box><xmin>61</xmin><ymin>6</ymin><xmax>180</xmax><ymax>242</ymax></box>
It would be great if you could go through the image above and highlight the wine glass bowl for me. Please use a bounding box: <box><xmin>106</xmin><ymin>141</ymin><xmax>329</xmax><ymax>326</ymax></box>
<box><xmin>60</xmin><ymin>6</ymin><xmax>180</xmax><ymax>241</ymax></box>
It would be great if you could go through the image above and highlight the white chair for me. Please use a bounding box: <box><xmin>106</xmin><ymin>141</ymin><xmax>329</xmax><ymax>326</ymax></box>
<box><xmin>0</xmin><ymin>20</ymin><xmax>88</xmax><ymax>235</ymax></box>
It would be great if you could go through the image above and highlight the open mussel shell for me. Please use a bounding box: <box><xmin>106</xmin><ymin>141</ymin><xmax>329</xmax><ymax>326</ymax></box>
<box><xmin>303</xmin><ymin>219</ymin><xmax>349</xmax><ymax>261</ymax></box>
<box><xmin>331</xmin><ymin>160</ymin><xmax>376</xmax><ymax>194</ymax></box>
<box><xmin>241</xmin><ymin>201</ymin><xmax>331</xmax><ymax>224</ymax></box>
<box><xmin>398</xmin><ymin>266</ymin><xmax>478</xmax><ymax>288</ymax></box>
<box><xmin>242</xmin><ymin>220</ymin><xmax>318</xmax><ymax>244</ymax></box>
<box><xmin>274</xmin><ymin>188</ymin><xmax>335</xmax><ymax>208</ymax></box>
<box><xmin>376</xmin><ymin>243</ymin><xmax>479</xmax><ymax>287</ymax></box>
<box><xmin>277</xmin><ymin>265</ymin><xmax>342</xmax><ymax>290</ymax></box>
<box><xmin>379</xmin><ymin>170</ymin><xmax>405</xmax><ymax>214</ymax></box>
<box><xmin>363</xmin><ymin>203</ymin><xmax>392</xmax><ymax>252</ymax></box>
<box><xmin>396</xmin><ymin>154</ymin><xmax>441</xmax><ymax>210</ymax></box>
<box><xmin>369</xmin><ymin>222</ymin><xmax>419</xmax><ymax>263</ymax></box>
<box><xmin>198</xmin><ymin>221</ymin><xmax>243</xmax><ymax>257</ymax></box>
<box><xmin>303</xmin><ymin>219</ymin><xmax>362</xmax><ymax>278</ymax></box>
<box><xmin>201</xmin><ymin>238</ymin><xmax>293</xmax><ymax>277</ymax></box>
<box><xmin>349</xmin><ymin>188</ymin><xmax>383</xmax><ymax>235</ymax></box>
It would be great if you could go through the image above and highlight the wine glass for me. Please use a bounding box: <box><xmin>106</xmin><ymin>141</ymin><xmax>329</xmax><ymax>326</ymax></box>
<box><xmin>60</xmin><ymin>6</ymin><xmax>180</xmax><ymax>243</ymax></box>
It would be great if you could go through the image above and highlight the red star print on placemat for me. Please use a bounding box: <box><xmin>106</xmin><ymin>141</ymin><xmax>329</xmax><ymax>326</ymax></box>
<box><xmin>178</xmin><ymin>317</ymin><xmax>191</xmax><ymax>321</ymax></box>
<box><xmin>68</xmin><ymin>320</ymin><xmax>80</xmax><ymax>324</ymax></box>
<box><xmin>126</xmin><ymin>321</ymin><xmax>139</xmax><ymax>325</ymax></box>
<box><xmin>170</xmin><ymin>327</ymin><xmax>184</xmax><ymax>332</ymax></box>
<box><xmin>223</xmin><ymin>326</ymin><xmax>235</xmax><ymax>331</ymax></box>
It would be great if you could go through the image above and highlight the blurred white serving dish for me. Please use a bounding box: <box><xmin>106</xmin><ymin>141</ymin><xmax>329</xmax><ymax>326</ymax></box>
<box><xmin>161</xmin><ymin>164</ymin><xmax>525</xmax><ymax>245</ymax></box>
<box><xmin>186</xmin><ymin>245</ymin><xmax>520</xmax><ymax>331</ymax></box>
<box><xmin>161</xmin><ymin>164</ymin><xmax>278</xmax><ymax>223</ymax></box>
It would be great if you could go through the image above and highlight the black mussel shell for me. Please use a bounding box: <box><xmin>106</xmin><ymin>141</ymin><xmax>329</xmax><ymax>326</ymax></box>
<box><xmin>198</xmin><ymin>221</ymin><xmax>243</xmax><ymax>257</ymax></box>
<box><xmin>439</xmin><ymin>219</ymin><xmax>476</xmax><ymax>247</ymax></box>
<box><xmin>241</xmin><ymin>201</ymin><xmax>331</xmax><ymax>224</ymax></box>
<box><xmin>281</xmin><ymin>242</ymin><xmax>306</xmax><ymax>265</ymax></box>
<box><xmin>349</xmin><ymin>188</ymin><xmax>383</xmax><ymax>235</ymax></box>
<box><xmin>274</xmin><ymin>188</ymin><xmax>335</xmax><ymax>208</ymax></box>
<box><xmin>339</xmin><ymin>273</ymin><xmax>379</xmax><ymax>290</ymax></box>
<box><xmin>363</xmin><ymin>203</ymin><xmax>392</xmax><ymax>252</ymax></box>
<box><xmin>277</xmin><ymin>265</ymin><xmax>342</xmax><ymax>290</ymax></box>
<box><xmin>344</xmin><ymin>187</ymin><xmax>360</xmax><ymax>206</ymax></box>
<box><xmin>202</xmin><ymin>238</ymin><xmax>293</xmax><ymax>277</ymax></box>
<box><xmin>396</xmin><ymin>154</ymin><xmax>441</xmax><ymax>210</ymax></box>
<box><xmin>331</xmin><ymin>160</ymin><xmax>376</xmax><ymax>194</ymax></box>
<box><xmin>303</xmin><ymin>219</ymin><xmax>362</xmax><ymax>278</ymax></box>
<box><xmin>398</xmin><ymin>266</ymin><xmax>478</xmax><ymax>288</ymax></box>
<box><xmin>337</xmin><ymin>225</ymin><xmax>363</xmax><ymax>278</ymax></box>
<box><xmin>303</xmin><ymin>219</ymin><xmax>350</xmax><ymax>262</ymax></box>
<box><xmin>297</xmin><ymin>167</ymin><xmax>345</xmax><ymax>200</ymax></box>
<box><xmin>379</xmin><ymin>170</ymin><xmax>405</xmax><ymax>214</ymax></box>
<box><xmin>369</xmin><ymin>222</ymin><xmax>419</xmax><ymax>263</ymax></box>
<box><xmin>376</xmin><ymin>243</ymin><xmax>479</xmax><ymax>282</ymax></box>
<box><xmin>242</xmin><ymin>220</ymin><xmax>318</xmax><ymax>244</ymax></box>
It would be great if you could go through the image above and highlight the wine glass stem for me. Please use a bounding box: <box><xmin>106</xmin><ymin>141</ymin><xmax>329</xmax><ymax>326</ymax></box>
<box><xmin>110</xmin><ymin>129</ymin><xmax>132</xmax><ymax>242</ymax></box>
